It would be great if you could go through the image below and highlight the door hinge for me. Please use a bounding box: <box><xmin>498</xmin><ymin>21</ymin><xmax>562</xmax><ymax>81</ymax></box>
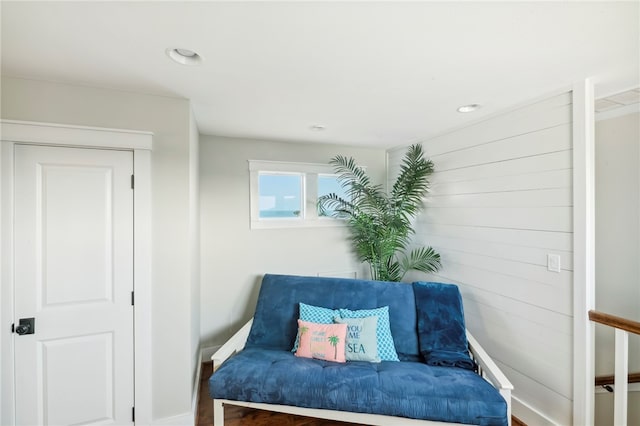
<box><xmin>131</xmin><ymin>291</ymin><xmax>134</xmax><ymax>306</ymax></box>
<box><xmin>11</xmin><ymin>323</ymin><xmax>14</xmax><ymax>333</ymax></box>
<box><xmin>132</xmin><ymin>406</ymin><xmax>135</xmax><ymax>422</ymax></box>
<box><xmin>131</xmin><ymin>174</ymin><xmax>135</xmax><ymax>189</ymax></box>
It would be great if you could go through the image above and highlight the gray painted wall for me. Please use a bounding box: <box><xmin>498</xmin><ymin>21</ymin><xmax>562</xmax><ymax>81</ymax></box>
<box><xmin>199</xmin><ymin>135</ymin><xmax>386</xmax><ymax>346</ymax></box>
<box><xmin>594</xmin><ymin>111</ymin><xmax>640</xmax><ymax>425</ymax></box>
<box><xmin>389</xmin><ymin>92</ymin><xmax>575</xmax><ymax>424</ymax></box>
<box><xmin>6</xmin><ymin>74</ymin><xmax>635</xmax><ymax>424</ymax></box>
<box><xmin>1</xmin><ymin>76</ymin><xmax>200</xmax><ymax>421</ymax></box>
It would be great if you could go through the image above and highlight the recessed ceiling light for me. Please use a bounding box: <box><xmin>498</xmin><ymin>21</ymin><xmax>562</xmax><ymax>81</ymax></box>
<box><xmin>310</xmin><ymin>125</ymin><xmax>326</xmax><ymax>131</ymax></box>
<box><xmin>457</xmin><ymin>104</ymin><xmax>481</xmax><ymax>113</ymax></box>
<box><xmin>166</xmin><ymin>47</ymin><xmax>202</xmax><ymax>66</ymax></box>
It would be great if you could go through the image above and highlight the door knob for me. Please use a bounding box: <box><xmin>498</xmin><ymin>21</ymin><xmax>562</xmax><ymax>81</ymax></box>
<box><xmin>15</xmin><ymin>317</ymin><xmax>35</xmax><ymax>335</ymax></box>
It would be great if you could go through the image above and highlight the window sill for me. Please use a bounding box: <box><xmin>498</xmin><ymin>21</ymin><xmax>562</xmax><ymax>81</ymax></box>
<box><xmin>250</xmin><ymin>218</ymin><xmax>347</xmax><ymax>230</ymax></box>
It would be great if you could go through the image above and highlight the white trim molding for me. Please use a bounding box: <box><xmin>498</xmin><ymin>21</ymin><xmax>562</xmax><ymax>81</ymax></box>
<box><xmin>247</xmin><ymin>159</ymin><xmax>348</xmax><ymax>230</ymax></box>
<box><xmin>0</xmin><ymin>119</ymin><xmax>152</xmax><ymax>150</ymax></box>
<box><xmin>572</xmin><ymin>80</ymin><xmax>596</xmax><ymax>426</ymax></box>
<box><xmin>0</xmin><ymin>120</ymin><xmax>153</xmax><ymax>425</ymax></box>
<box><xmin>0</xmin><ymin>141</ymin><xmax>15</xmax><ymax>425</ymax></box>
<box><xmin>151</xmin><ymin>412</ymin><xmax>194</xmax><ymax>425</ymax></box>
<box><xmin>511</xmin><ymin>395</ymin><xmax>559</xmax><ymax>426</ymax></box>
<box><xmin>202</xmin><ymin>345</ymin><xmax>223</xmax><ymax>363</ymax></box>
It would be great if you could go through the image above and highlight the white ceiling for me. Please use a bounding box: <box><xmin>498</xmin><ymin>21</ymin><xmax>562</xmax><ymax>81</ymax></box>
<box><xmin>2</xmin><ymin>1</ymin><xmax>639</xmax><ymax>148</ymax></box>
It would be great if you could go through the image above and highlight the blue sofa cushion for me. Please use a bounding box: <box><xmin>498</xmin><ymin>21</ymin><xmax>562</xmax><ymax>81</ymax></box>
<box><xmin>246</xmin><ymin>274</ymin><xmax>419</xmax><ymax>360</ymax></box>
<box><xmin>413</xmin><ymin>281</ymin><xmax>476</xmax><ymax>371</ymax></box>
<box><xmin>210</xmin><ymin>348</ymin><xmax>507</xmax><ymax>426</ymax></box>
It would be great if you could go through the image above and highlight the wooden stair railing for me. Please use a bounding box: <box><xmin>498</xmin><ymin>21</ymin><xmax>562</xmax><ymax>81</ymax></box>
<box><xmin>595</xmin><ymin>372</ymin><xmax>640</xmax><ymax>388</ymax></box>
<box><xmin>589</xmin><ymin>311</ymin><xmax>640</xmax><ymax>335</ymax></box>
<box><xmin>589</xmin><ymin>310</ymin><xmax>640</xmax><ymax>425</ymax></box>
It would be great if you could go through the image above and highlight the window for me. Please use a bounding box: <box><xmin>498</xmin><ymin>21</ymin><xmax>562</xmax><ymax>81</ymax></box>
<box><xmin>249</xmin><ymin>160</ymin><xmax>347</xmax><ymax>229</ymax></box>
<box><xmin>317</xmin><ymin>173</ymin><xmax>349</xmax><ymax>217</ymax></box>
<box><xmin>258</xmin><ymin>173</ymin><xmax>303</xmax><ymax>219</ymax></box>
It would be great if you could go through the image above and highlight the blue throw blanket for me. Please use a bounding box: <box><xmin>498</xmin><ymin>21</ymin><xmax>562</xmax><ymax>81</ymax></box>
<box><xmin>413</xmin><ymin>282</ymin><xmax>477</xmax><ymax>371</ymax></box>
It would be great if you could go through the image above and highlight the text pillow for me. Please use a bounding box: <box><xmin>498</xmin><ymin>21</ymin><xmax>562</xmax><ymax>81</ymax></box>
<box><xmin>334</xmin><ymin>316</ymin><xmax>380</xmax><ymax>363</ymax></box>
<box><xmin>338</xmin><ymin>306</ymin><xmax>399</xmax><ymax>361</ymax></box>
<box><xmin>291</xmin><ymin>303</ymin><xmax>338</xmax><ymax>352</ymax></box>
<box><xmin>295</xmin><ymin>320</ymin><xmax>347</xmax><ymax>363</ymax></box>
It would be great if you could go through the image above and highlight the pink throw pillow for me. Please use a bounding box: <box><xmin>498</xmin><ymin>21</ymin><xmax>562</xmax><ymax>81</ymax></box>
<box><xmin>295</xmin><ymin>320</ymin><xmax>347</xmax><ymax>363</ymax></box>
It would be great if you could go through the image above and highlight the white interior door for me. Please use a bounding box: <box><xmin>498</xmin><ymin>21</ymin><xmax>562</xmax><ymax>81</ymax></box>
<box><xmin>13</xmin><ymin>145</ymin><xmax>134</xmax><ymax>425</ymax></box>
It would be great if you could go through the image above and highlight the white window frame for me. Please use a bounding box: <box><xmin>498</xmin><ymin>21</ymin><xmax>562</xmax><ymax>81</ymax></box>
<box><xmin>248</xmin><ymin>160</ymin><xmax>347</xmax><ymax>229</ymax></box>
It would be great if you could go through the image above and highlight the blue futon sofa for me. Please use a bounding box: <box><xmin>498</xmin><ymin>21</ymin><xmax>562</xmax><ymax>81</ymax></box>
<box><xmin>209</xmin><ymin>274</ymin><xmax>512</xmax><ymax>425</ymax></box>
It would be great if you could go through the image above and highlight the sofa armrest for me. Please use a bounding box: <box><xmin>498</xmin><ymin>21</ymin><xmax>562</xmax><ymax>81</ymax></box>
<box><xmin>211</xmin><ymin>319</ymin><xmax>253</xmax><ymax>372</ymax></box>
<box><xmin>467</xmin><ymin>330</ymin><xmax>513</xmax><ymax>423</ymax></box>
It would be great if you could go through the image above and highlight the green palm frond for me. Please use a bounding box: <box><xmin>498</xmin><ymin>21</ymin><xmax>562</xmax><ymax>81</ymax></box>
<box><xmin>398</xmin><ymin>247</ymin><xmax>442</xmax><ymax>281</ymax></box>
<box><xmin>330</xmin><ymin>155</ymin><xmax>371</xmax><ymax>195</ymax></box>
<box><xmin>391</xmin><ymin>144</ymin><xmax>434</xmax><ymax>221</ymax></box>
<box><xmin>318</xmin><ymin>144</ymin><xmax>441</xmax><ymax>281</ymax></box>
<box><xmin>381</xmin><ymin>258</ymin><xmax>403</xmax><ymax>282</ymax></box>
<box><xmin>317</xmin><ymin>192</ymin><xmax>357</xmax><ymax>218</ymax></box>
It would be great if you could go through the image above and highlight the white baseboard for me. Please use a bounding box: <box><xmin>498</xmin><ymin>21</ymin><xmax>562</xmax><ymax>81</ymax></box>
<box><xmin>201</xmin><ymin>345</ymin><xmax>222</xmax><ymax>362</ymax></box>
<box><xmin>511</xmin><ymin>395</ymin><xmax>559</xmax><ymax>426</ymax></box>
<box><xmin>192</xmin><ymin>347</ymin><xmax>203</xmax><ymax>418</ymax></box>
<box><xmin>151</xmin><ymin>412</ymin><xmax>193</xmax><ymax>425</ymax></box>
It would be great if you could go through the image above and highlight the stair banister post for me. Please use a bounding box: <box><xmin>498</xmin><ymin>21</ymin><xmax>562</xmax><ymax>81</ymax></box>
<box><xmin>614</xmin><ymin>328</ymin><xmax>628</xmax><ymax>426</ymax></box>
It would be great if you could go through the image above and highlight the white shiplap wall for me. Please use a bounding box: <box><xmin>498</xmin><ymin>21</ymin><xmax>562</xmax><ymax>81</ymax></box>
<box><xmin>389</xmin><ymin>92</ymin><xmax>574</xmax><ymax>424</ymax></box>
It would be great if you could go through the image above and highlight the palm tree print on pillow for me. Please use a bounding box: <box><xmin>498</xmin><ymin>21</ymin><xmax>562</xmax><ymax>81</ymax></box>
<box><xmin>299</xmin><ymin>325</ymin><xmax>309</xmax><ymax>353</ymax></box>
<box><xmin>328</xmin><ymin>335</ymin><xmax>340</xmax><ymax>360</ymax></box>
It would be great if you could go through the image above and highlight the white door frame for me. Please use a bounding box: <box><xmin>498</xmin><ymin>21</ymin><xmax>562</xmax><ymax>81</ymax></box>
<box><xmin>0</xmin><ymin>120</ymin><xmax>153</xmax><ymax>425</ymax></box>
<box><xmin>572</xmin><ymin>80</ymin><xmax>596</xmax><ymax>425</ymax></box>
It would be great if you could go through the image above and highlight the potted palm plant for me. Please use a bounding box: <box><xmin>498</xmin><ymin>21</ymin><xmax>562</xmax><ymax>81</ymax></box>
<box><xmin>318</xmin><ymin>144</ymin><xmax>441</xmax><ymax>282</ymax></box>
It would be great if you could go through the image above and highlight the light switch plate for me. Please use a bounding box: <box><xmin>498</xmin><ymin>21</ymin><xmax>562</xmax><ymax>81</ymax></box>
<box><xmin>547</xmin><ymin>254</ymin><xmax>561</xmax><ymax>273</ymax></box>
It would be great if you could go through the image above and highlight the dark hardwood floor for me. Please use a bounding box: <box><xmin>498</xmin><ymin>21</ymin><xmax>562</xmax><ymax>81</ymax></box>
<box><xmin>197</xmin><ymin>361</ymin><xmax>525</xmax><ymax>426</ymax></box>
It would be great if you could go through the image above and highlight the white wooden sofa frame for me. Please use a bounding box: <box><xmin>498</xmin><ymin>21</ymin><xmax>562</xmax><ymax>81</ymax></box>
<box><xmin>211</xmin><ymin>319</ymin><xmax>513</xmax><ymax>426</ymax></box>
